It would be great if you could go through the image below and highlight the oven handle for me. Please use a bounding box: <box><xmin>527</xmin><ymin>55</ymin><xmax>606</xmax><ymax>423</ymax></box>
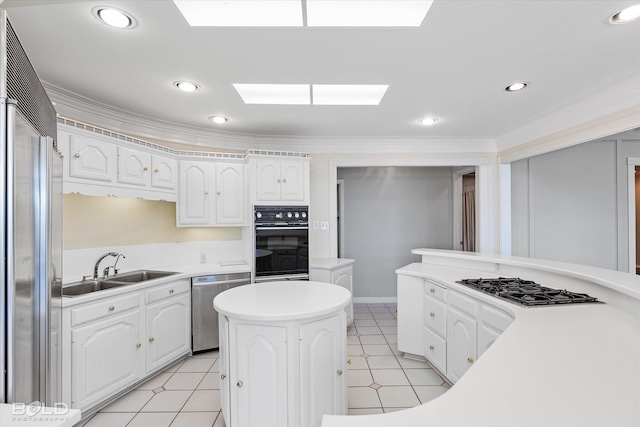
<box><xmin>255</xmin><ymin>226</ymin><xmax>309</xmax><ymax>231</ymax></box>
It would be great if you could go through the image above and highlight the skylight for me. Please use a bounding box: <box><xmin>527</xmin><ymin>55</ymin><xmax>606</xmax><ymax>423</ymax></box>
<box><xmin>233</xmin><ymin>84</ymin><xmax>388</xmax><ymax>105</ymax></box>
<box><xmin>173</xmin><ymin>0</ymin><xmax>433</xmax><ymax>27</ymax></box>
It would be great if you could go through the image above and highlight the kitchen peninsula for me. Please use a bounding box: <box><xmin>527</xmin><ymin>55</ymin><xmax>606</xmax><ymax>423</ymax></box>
<box><xmin>322</xmin><ymin>249</ymin><xmax>640</xmax><ymax>427</ymax></box>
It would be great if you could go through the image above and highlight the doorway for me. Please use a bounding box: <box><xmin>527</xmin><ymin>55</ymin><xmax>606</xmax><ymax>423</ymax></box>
<box><xmin>453</xmin><ymin>167</ymin><xmax>477</xmax><ymax>252</ymax></box>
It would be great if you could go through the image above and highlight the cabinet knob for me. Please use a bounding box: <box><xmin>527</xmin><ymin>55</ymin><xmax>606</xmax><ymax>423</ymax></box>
<box><xmin>149</xmin><ymin>337</ymin><xmax>155</xmax><ymax>342</ymax></box>
<box><xmin>169</xmin><ymin>289</ymin><xmax>174</xmax><ymax>294</ymax></box>
<box><xmin>467</xmin><ymin>357</ymin><xmax>474</xmax><ymax>364</ymax></box>
<box><xmin>236</xmin><ymin>381</ymin><xmax>243</xmax><ymax>388</ymax></box>
<box><xmin>143</xmin><ymin>166</ymin><xmax>148</xmax><ymax>171</ymax></box>
<box><xmin>204</xmin><ymin>191</ymin><xmax>209</xmax><ymax>195</ymax></box>
<box><xmin>337</xmin><ymin>370</ymin><xmax>343</xmax><ymax>376</ymax></box>
<box><xmin>277</xmin><ymin>179</ymin><xmax>281</xmax><ymax>183</ymax></box>
<box><xmin>430</xmin><ymin>288</ymin><xmax>435</xmax><ymax>293</ymax></box>
<box><xmin>216</xmin><ymin>191</ymin><xmax>221</xmax><ymax>195</ymax></box>
<box><xmin>154</xmin><ymin>168</ymin><xmax>159</xmax><ymax>173</ymax></box>
<box><xmin>109</xmin><ymin>306</ymin><xmax>115</xmax><ymax>312</ymax></box>
<box><xmin>429</xmin><ymin>345</ymin><xmax>435</xmax><ymax>351</ymax></box>
<box><xmin>136</xmin><ymin>343</ymin><xmax>142</xmax><ymax>348</ymax></box>
<box><xmin>220</xmin><ymin>374</ymin><xmax>226</xmax><ymax>380</ymax></box>
<box><xmin>74</xmin><ymin>153</ymin><xmax>80</xmax><ymax>158</ymax></box>
<box><xmin>429</xmin><ymin>312</ymin><xmax>435</xmax><ymax>318</ymax></box>
<box><xmin>347</xmin><ymin>358</ymin><xmax>352</xmax><ymax>365</ymax></box>
<box><xmin>282</xmin><ymin>178</ymin><xmax>287</xmax><ymax>183</ymax></box>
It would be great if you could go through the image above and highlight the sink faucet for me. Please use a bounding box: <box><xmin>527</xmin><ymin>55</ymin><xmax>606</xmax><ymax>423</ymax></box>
<box><xmin>103</xmin><ymin>253</ymin><xmax>126</xmax><ymax>278</ymax></box>
<box><xmin>93</xmin><ymin>252</ymin><xmax>119</xmax><ymax>279</ymax></box>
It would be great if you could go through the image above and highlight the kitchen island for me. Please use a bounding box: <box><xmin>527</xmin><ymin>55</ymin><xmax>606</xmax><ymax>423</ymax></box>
<box><xmin>214</xmin><ymin>281</ymin><xmax>351</xmax><ymax>427</ymax></box>
<box><xmin>322</xmin><ymin>249</ymin><xmax>640</xmax><ymax>427</ymax></box>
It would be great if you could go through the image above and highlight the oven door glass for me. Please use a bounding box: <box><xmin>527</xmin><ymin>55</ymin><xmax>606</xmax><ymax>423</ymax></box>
<box><xmin>255</xmin><ymin>227</ymin><xmax>309</xmax><ymax>278</ymax></box>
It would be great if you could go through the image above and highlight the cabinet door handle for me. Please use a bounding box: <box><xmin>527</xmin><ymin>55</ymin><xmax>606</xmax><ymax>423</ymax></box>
<box><xmin>347</xmin><ymin>358</ymin><xmax>352</xmax><ymax>365</ymax></box>
<box><xmin>74</xmin><ymin>153</ymin><xmax>80</xmax><ymax>158</ymax></box>
<box><xmin>136</xmin><ymin>343</ymin><xmax>142</xmax><ymax>348</ymax></box>
<box><xmin>429</xmin><ymin>312</ymin><xmax>435</xmax><ymax>317</ymax></box>
<box><xmin>154</xmin><ymin>168</ymin><xmax>159</xmax><ymax>173</ymax></box>
<box><xmin>430</xmin><ymin>288</ymin><xmax>435</xmax><ymax>293</ymax></box>
<box><xmin>169</xmin><ymin>289</ymin><xmax>174</xmax><ymax>294</ymax></box>
<box><xmin>282</xmin><ymin>178</ymin><xmax>287</xmax><ymax>183</ymax></box>
<box><xmin>277</xmin><ymin>178</ymin><xmax>281</xmax><ymax>183</ymax></box>
<box><xmin>236</xmin><ymin>381</ymin><xmax>243</xmax><ymax>388</ymax></box>
<box><xmin>220</xmin><ymin>374</ymin><xmax>226</xmax><ymax>380</ymax></box>
<box><xmin>143</xmin><ymin>166</ymin><xmax>149</xmax><ymax>171</ymax></box>
<box><xmin>204</xmin><ymin>191</ymin><xmax>209</xmax><ymax>195</ymax></box>
<box><xmin>337</xmin><ymin>370</ymin><xmax>343</xmax><ymax>376</ymax></box>
<box><xmin>149</xmin><ymin>337</ymin><xmax>155</xmax><ymax>342</ymax></box>
<box><xmin>109</xmin><ymin>306</ymin><xmax>115</xmax><ymax>312</ymax></box>
<box><xmin>429</xmin><ymin>345</ymin><xmax>435</xmax><ymax>351</ymax></box>
<box><xmin>467</xmin><ymin>357</ymin><xmax>474</xmax><ymax>364</ymax></box>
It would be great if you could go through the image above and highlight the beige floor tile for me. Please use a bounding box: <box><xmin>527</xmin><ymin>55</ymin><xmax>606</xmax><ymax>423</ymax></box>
<box><xmin>375</xmin><ymin>318</ymin><xmax>398</xmax><ymax>326</ymax></box>
<box><xmin>348</xmin><ymin>408</ymin><xmax>384</xmax><ymax>415</ymax></box>
<box><xmin>84</xmin><ymin>413</ymin><xmax>136</xmax><ymax>427</ymax></box>
<box><xmin>347</xmin><ymin>387</ymin><xmax>381</xmax><ymax>409</ymax></box>
<box><xmin>362</xmin><ymin>344</ymin><xmax>393</xmax><ymax>356</ymax></box>
<box><xmin>366</xmin><ymin>303</ymin><xmax>387</xmax><ymax>308</ymax></box>
<box><xmin>347</xmin><ymin>335</ymin><xmax>360</xmax><ymax>344</ymax></box>
<box><xmin>101</xmin><ymin>390</ymin><xmax>154</xmax><ymax>412</ymax></box>
<box><xmin>347</xmin><ymin>369</ymin><xmax>374</xmax><ymax>387</ymax></box>
<box><xmin>346</xmin><ymin>355</ymin><xmax>369</xmax><ymax>370</ymax></box>
<box><xmin>378</xmin><ymin>386</ymin><xmax>420</xmax><ymax>408</ymax></box>
<box><xmin>353</xmin><ymin>313</ymin><xmax>373</xmax><ymax>320</ymax></box>
<box><xmin>182</xmin><ymin>390</ymin><xmax>222</xmax><ymax>412</ymax></box>
<box><xmin>209</xmin><ymin>359</ymin><xmax>220</xmax><ymax>372</ymax></box>
<box><xmin>197</xmin><ymin>372</ymin><xmax>221</xmax><ymax>390</ymax></box>
<box><xmin>127</xmin><ymin>412</ymin><xmax>177</xmax><ymax>427</ymax></box>
<box><xmin>366</xmin><ymin>355</ymin><xmax>401</xmax><ymax>369</ymax></box>
<box><xmin>347</xmin><ymin>344</ymin><xmax>364</xmax><ymax>356</ymax></box>
<box><xmin>398</xmin><ymin>357</ymin><xmax>431</xmax><ymax>369</ymax></box>
<box><xmin>370</xmin><ymin>369</ymin><xmax>410</xmax><ymax>386</ymax></box>
<box><xmin>213</xmin><ymin>412</ymin><xmax>227</xmax><ymax>426</ymax></box>
<box><xmin>141</xmin><ymin>390</ymin><xmax>192</xmax><ymax>412</ymax></box>
<box><xmin>383</xmin><ymin>407</ymin><xmax>407</xmax><ymax>413</ymax></box>
<box><xmin>354</xmin><ymin>319</ymin><xmax>377</xmax><ymax>327</ymax></box>
<box><xmin>137</xmin><ymin>372</ymin><xmax>172</xmax><ymax>390</ymax></box>
<box><xmin>404</xmin><ymin>368</ymin><xmax>444</xmax><ymax>385</ymax></box>
<box><xmin>164</xmin><ymin>372</ymin><xmax>207</xmax><ymax>390</ymax></box>
<box><xmin>379</xmin><ymin>326</ymin><xmax>398</xmax><ymax>335</ymax></box>
<box><xmin>355</xmin><ymin>326</ymin><xmax>382</xmax><ymax>335</ymax></box>
<box><xmin>163</xmin><ymin>360</ymin><xmax>186</xmax><ymax>373</ymax></box>
<box><xmin>372</xmin><ymin>312</ymin><xmax>395</xmax><ymax>320</ymax></box>
<box><xmin>170</xmin><ymin>411</ymin><xmax>218</xmax><ymax>427</ymax></box>
<box><xmin>358</xmin><ymin>335</ymin><xmax>386</xmax><ymax>345</ymax></box>
<box><xmin>191</xmin><ymin>350</ymin><xmax>219</xmax><ymax>359</ymax></box>
<box><xmin>177</xmin><ymin>358</ymin><xmax>214</xmax><ymax>373</ymax></box>
<box><xmin>413</xmin><ymin>385</ymin><xmax>448</xmax><ymax>403</ymax></box>
<box><xmin>384</xmin><ymin>335</ymin><xmax>398</xmax><ymax>344</ymax></box>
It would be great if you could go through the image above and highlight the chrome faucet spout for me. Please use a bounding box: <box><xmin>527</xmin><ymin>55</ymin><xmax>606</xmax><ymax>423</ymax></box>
<box><xmin>93</xmin><ymin>252</ymin><xmax>119</xmax><ymax>279</ymax></box>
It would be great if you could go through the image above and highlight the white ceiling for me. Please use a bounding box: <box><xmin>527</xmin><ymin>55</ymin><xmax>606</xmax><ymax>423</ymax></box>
<box><xmin>2</xmin><ymin>0</ymin><xmax>640</xmax><ymax>145</ymax></box>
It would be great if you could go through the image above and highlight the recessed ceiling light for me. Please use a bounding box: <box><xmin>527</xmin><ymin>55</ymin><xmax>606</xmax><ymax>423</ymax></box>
<box><xmin>610</xmin><ymin>4</ymin><xmax>640</xmax><ymax>24</ymax></box>
<box><xmin>92</xmin><ymin>6</ymin><xmax>137</xmax><ymax>29</ymax></box>
<box><xmin>312</xmin><ymin>85</ymin><xmax>388</xmax><ymax>105</ymax></box>
<box><xmin>419</xmin><ymin>118</ymin><xmax>439</xmax><ymax>126</ymax></box>
<box><xmin>209</xmin><ymin>116</ymin><xmax>228</xmax><ymax>124</ymax></box>
<box><xmin>174</xmin><ymin>81</ymin><xmax>200</xmax><ymax>92</ymax></box>
<box><xmin>233</xmin><ymin>84</ymin><xmax>311</xmax><ymax>105</ymax></box>
<box><xmin>505</xmin><ymin>82</ymin><xmax>529</xmax><ymax>92</ymax></box>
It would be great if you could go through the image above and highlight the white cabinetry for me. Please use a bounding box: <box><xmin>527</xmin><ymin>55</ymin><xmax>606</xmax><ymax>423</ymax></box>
<box><xmin>309</xmin><ymin>259</ymin><xmax>354</xmax><ymax>325</ymax></box>
<box><xmin>397</xmin><ymin>273</ymin><xmax>514</xmax><ymax>384</ymax></box>
<box><xmin>253</xmin><ymin>158</ymin><xmax>309</xmax><ymax>204</ymax></box>
<box><xmin>67</xmin><ymin>132</ymin><xmax>117</xmax><ymax>183</ymax></box>
<box><xmin>177</xmin><ymin>160</ymin><xmax>245</xmax><ymax>227</ymax></box>
<box><xmin>63</xmin><ymin>279</ymin><xmax>191</xmax><ymax>413</ymax></box>
<box><xmin>118</xmin><ymin>147</ymin><xmax>177</xmax><ymax>191</ymax></box>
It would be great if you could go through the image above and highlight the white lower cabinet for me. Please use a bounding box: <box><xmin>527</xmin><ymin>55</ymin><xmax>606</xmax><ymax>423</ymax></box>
<box><xmin>220</xmin><ymin>313</ymin><xmax>346</xmax><ymax>427</ymax></box>
<box><xmin>71</xmin><ymin>310</ymin><xmax>143</xmax><ymax>411</ymax></box>
<box><xmin>309</xmin><ymin>259</ymin><xmax>354</xmax><ymax>325</ymax></box>
<box><xmin>63</xmin><ymin>279</ymin><xmax>191</xmax><ymax>413</ymax></box>
<box><xmin>397</xmin><ymin>273</ymin><xmax>514</xmax><ymax>384</ymax></box>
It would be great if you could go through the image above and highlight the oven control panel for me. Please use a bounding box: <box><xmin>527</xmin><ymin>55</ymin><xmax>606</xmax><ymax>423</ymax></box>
<box><xmin>254</xmin><ymin>205</ymin><xmax>308</xmax><ymax>225</ymax></box>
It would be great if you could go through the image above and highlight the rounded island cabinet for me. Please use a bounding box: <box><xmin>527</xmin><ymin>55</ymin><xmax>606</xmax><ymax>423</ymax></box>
<box><xmin>213</xmin><ymin>281</ymin><xmax>351</xmax><ymax>427</ymax></box>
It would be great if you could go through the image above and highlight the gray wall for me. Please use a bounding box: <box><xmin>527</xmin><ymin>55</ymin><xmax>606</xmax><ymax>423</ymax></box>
<box><xmin>511</xmin><ymin>131</ymin><xmax>640</xmax><ymax>271</ymax></box>
<box><xmin>338</xmin><ymin>167</ymin><xmax>453</xmax><ymax>298</ymax></box>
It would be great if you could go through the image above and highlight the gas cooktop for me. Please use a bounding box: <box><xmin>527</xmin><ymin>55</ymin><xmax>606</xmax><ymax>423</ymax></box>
<box><xmin>455</xmin><ymin>277</ymin><xmax>601</xmax><ymax>307</ymax></box>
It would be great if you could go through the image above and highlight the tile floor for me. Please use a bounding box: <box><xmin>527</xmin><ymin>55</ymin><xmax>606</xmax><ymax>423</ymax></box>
<box><xmin>75</xmin><ymin>303</ymin><xmax>449</xmax><ymax>426</ymax></box>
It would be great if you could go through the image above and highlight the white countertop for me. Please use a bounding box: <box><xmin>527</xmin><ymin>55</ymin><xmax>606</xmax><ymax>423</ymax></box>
<box><xmin>322</xmin><ymin>251</ymin><xmax>640</xmax><ymax>427</ymax></box>
<box><xmin>59</xmin><ymin>261</ymin><xmax>251</xmax><ymax>307</ymax></box>
<box><xmin>310</xmin><ymin>258</ymin><xmax>355</xmax><ymax>269</ymax></box>
<box><xmin>214</xmin><ymin>281</ymin><xmax>351</xmax><ymax>321</ymax></box>
<box><xmin>0</xmin><ymin>404</ymin><xmax>81</xmax><ymax>427</ymax></box>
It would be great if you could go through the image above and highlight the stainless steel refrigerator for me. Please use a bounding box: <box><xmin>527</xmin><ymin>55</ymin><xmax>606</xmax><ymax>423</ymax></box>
<box><xmin>0</xmin><ymin>10</ymin><xmax>63</xmax><ymax>405</ymax></box>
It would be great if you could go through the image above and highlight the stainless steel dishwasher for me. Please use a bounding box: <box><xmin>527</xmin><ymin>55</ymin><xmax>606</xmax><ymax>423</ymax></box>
<box><xmin>191</xmin><ymin>272</ymin><xmax>251</xmax><ymax>353</ymax></box>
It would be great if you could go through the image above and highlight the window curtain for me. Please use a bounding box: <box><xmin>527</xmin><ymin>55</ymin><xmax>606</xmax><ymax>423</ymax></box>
<box><xmin>462</xmin><ymin>187</ymin><xmax>475</xmax><ymax>252</ymax></box>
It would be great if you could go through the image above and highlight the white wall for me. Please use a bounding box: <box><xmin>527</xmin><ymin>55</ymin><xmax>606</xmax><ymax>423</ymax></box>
<box><xmin>337</xmin><ymin>167</ymin><xmax>454</xmax><ymax>298</ymax></box>
<box><xmin>511</xmin><ymin>131</ymin><xmax>640</xmax><ymax>271</ymax></box>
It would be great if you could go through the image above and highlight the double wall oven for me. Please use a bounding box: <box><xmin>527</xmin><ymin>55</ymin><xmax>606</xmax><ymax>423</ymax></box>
<box><xmin>254</xmin><ymin>205</ymin><xmax>309</xmax><ymax>282</ymax></box>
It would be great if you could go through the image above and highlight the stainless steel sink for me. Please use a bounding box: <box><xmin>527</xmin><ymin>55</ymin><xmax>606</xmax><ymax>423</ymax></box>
<box><xmin>105</xmin><ymin>270</ymin><xmax>178</xmax><ymax>283</ymax></box>
<box><xmin>62</xmin><ymin>270</ymin><xmax>178</xmax><ymax>297</ymax></box>
<box><xmin>62</xmin><ymin>280</ymin><xmax>128</xmax><ymax>297</ymax></box>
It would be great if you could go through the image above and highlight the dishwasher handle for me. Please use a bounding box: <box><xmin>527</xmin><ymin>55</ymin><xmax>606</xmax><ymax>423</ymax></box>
<box><xmin>192</xmin><ymin>277</ymin><xmax>251</xmax><ymax>287</ymax></box>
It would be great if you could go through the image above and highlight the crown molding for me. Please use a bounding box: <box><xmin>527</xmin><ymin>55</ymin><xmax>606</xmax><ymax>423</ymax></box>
<box><xmin>45</xmin><ymin>82</ymin><xmax>496</xmax><ymax>155</ymax></box>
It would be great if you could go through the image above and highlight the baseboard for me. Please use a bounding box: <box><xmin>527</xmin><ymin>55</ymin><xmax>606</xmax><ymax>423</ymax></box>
<box><xmin>353</xmin><ymin>297</ymin><xmax>397</xmax><ymax>304</ymax></box>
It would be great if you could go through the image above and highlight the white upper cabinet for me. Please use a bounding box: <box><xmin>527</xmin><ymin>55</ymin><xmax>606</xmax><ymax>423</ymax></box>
<box><xmin>118</xmin><ymin>146</ymin><xmax>151</xmax><ymax>186</ymax></box>
<box><xmin>151</xmin><ymin>155</ymin><xmax>178</xmax><ymax>190</ymax></box>
<box><xmin>178</xmin><ymin>160</ymin><xmax>213</xmax><ymax>226</ymax></box>
<box><xmin>255</xmin><ymin>158</ymin><xmax>308</xmax><ymax>203</ymax></box>
<box><xmin>68</xmin><ymin>133</ymin><xmax>117</xmax><ymax>182</ymax></box>
<box><xmin>215</xmin><ymin>162</ymin><xmax>245</xmax><ymax>225</ymax></box>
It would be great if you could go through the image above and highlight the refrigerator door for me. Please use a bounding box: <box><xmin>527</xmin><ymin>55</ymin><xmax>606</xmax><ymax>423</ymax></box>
<box><xmin>6</xmin><ymin>100</ymin><xmax>45</xmax><ymax>404</ymax></box>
